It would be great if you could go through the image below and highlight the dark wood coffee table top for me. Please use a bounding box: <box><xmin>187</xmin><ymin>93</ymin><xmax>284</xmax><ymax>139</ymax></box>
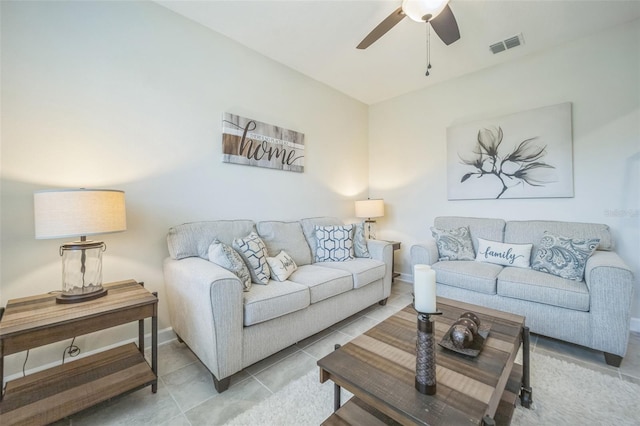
<box><xmin>318</xmin><ymin>297</ymin><xmax>526</xmax><ymax>425</ymax></box>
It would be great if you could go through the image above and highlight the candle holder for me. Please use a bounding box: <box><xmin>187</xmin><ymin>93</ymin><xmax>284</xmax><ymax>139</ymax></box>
<box><xmin>414</xmin><ymin>305</ymin><xmax>442</xmax><ymax>395</ymax></box>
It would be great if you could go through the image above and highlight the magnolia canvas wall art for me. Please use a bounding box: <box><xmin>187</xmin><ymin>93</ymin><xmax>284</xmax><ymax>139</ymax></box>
<box><xmin>447</xmin><ymin>103</ymin><xmax>573</xmax><ymax>200</ymax></box>
<box><xmin>222</xmin><ymin>113</ymin><xmax>305</xmax><ymax>173</ymax></box>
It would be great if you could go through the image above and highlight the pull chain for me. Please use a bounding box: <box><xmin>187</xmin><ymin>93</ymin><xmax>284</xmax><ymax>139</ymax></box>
<box><xmin>425</xmin><ymin>24</ymin><xmax>432</xmax><ymax>76</ymax></box>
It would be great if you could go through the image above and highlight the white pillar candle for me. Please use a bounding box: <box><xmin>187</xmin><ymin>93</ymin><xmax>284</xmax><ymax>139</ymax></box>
<box><xmin>414</xmin><ymin>264</ymin><xmax>437</xmax><ymax>313</ymax></box>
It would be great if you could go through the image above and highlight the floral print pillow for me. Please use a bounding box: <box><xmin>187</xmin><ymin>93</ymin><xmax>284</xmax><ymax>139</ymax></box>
<box><xmin>353</xmin><ymin>222</ymin><xmax>371</xmax><ymax>258</ymax></box>
<box><xmin>531</xmin><ymin>232</ymin><xmax>599</xmax><ymax>281</ymax></box>
<box><xmin>430</xmin><ymin>226</ymin><xmax>476</xmax><ymax>261</ymax></box>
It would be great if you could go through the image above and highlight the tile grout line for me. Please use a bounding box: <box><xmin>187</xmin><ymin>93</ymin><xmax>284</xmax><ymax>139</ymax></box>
<box><xmin>161</xmin><ymin>373</ymin><xmax>193</xmax><ymax>425</ymax></box>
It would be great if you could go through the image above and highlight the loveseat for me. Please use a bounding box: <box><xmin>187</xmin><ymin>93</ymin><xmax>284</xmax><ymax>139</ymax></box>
<box><xmin>163</xmin><ymin>217</ymin><xmax>393</xmax><ymax>392</ymax></box>
<box><xmin>411</xmin><ymin>216</ymin><xmax>635</xmax><ymax>366</ymax></box>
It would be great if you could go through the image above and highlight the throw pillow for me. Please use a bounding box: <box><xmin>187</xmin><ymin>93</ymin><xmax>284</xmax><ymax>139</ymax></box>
<box><xmin>353</xmin><ymin>222</ymin><xmax>371</xmax><ymax>258</ymax></box>
<box><xmin>208</xmin><ymin>240</ymin><xmax>252</xmax><ymax>291</ymax></box>
<box><xmin>266</xmin><ymin>250</ymin><xmax>298</xmax><ymax>282</ymax></box>
<box><xmin>531</xmin><ymin>232</ymin><xmax>600</xmax><ymax>281</ymax></box>
<box><xmin>475</xmin><ymin>238</ymin><xmax>532</xmax><ymax>269</ymax></box>
<box><xmin>315</xmin><ymin>224</ymin><xmax>355</xmax><ymax>262</ymax></box>
<box><xmin>232</xmin><ymin>232</ymin><xmax>271</xmax><ymax>284</ymax></box>
<box><xmin>430</xmin><ymin>226</ymin><xmax>475</xmax><ymax>261</ymax></box>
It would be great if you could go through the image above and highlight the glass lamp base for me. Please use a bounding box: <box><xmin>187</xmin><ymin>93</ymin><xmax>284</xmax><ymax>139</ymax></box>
<box><xmin>56</xmin><ymin>287</ymin><xmax>108</xmax><ymax>304</ymax></box>
<box><xmin>364</xmin><ymin>219</ymin><xmax>377</xmax><ymax>239</ymax></box>
<box><xmin>58</xmin><ymin>240</ymin><xmax>107</xmax><ymax>304</ymax></box>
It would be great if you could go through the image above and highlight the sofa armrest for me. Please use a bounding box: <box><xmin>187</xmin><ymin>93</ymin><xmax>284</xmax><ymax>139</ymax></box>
<box><xmin>410</xmin><ymin>240</ymin><xmax>439</xmax><ymax>269</ymax></box>
<box><xmin>367</xmin><ymin>239</ymin><xmax>394</xmax><ymax>298</ymax></box>
<box><xmin>163</xmin><ymin>257</ymin><xmax>244</xmax><ymax>380</ymax></box>
<box><xmin>584</xmin><ymin>251</ymin><xmax>635</xmax><ymax>355</ymax></box>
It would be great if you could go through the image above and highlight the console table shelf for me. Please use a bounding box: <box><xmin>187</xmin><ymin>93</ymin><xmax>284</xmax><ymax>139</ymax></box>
<box><xmin>0</xmin><ymin>280</ymin><xmax>158</xmax><ymax>426</ymax></box>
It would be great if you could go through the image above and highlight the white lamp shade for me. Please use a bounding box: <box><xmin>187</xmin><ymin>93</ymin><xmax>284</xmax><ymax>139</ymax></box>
<box><xmin>402</xmin><ymin>0</ymin><xmax>449</xmax><ymax>22</ymax></box>
<box><xmin>34</xmin><ymin>189</ymin><xmax>127</xmax><ymax>239</ymax></box>
<box><xmin>355</xmin><ymin>199</ymin><xmax>385</xmax><ymax>219</ymax></box>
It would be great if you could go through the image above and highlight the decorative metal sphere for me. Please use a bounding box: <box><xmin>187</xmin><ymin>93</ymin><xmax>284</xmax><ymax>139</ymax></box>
<box><xmin>450</xmin><ymin>324</ymin><xmax>473</xmax><ymax>349</ymax></box>
<box><xmin>460</xmin><ymin>311</ymin><xmax>481</xmax><ymax>328</ymax></box>
<box><xmin>454</xmin><ymin>318</ymin><xmax>478</xmax><ymax>336</ymax></box>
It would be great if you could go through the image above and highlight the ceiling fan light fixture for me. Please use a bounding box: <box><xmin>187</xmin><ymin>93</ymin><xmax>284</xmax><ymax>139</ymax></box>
<box><xmin>402</xmin><ymin>0</ymin><xmax>450</xmax><ymax>22</ymax></box>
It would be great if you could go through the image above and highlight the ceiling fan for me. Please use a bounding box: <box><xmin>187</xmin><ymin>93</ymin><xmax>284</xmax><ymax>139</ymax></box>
<box><xmin>357</xmin><ymin>0</ymin><xmax>460</xmax><ymax>49</ymax></box>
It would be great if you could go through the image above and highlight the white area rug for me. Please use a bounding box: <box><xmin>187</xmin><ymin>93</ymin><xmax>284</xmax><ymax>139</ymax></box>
<box><xmin>226</xmin><ymin>352</ymin><xmax>638</xmax><ymax>425</ymax></box>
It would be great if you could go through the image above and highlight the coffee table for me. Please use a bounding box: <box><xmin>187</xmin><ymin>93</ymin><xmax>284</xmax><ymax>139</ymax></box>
<box><xmin>318</xmin><ymin>297</ymin><xmax>532</xmax><ymax>425</ymax></box>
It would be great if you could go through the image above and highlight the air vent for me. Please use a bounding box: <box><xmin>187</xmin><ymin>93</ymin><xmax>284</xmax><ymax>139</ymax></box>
<box><xmin>489</xmin><ymin>33</ymin><xmax>525</xmax><ymax>54</ymax></box>
<box><xmin>504</xmin><ymin>35</ymin><xmax>521</xmax><ymax>49</ymax></box>
<box><xmin>489</xmin><ymin>42</ymin><xmax>506</xmax><ymax>54</ymax></box>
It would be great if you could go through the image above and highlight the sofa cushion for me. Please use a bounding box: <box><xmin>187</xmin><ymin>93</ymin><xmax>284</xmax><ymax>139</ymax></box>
<box><xmin>233</xmin><ymin>232</ymin><xmax>271</xmax><ymax>285</ymax></box>
<box><xmin>300</xmin><ymin>217</ymin><xmax>342</xmax><ymax>261</ymax></box>
<box><xmin>433</xmin><ymin>260</ymin><xmax>502</xmax><ymax>294</ymax></box>
<box><xmin>504</xmin><ymin>220</ymin><xmax>613</xmax><ymax>251</ymax></box>
<box><xmin>531</xmin><ymin>232</ymin><xmax>599</xmax><ymax>281</ymax></box>
<box><xmin>243</xmin><ymin>281</ymin><xmax>310</xmax><ymax>326</ymax></box>
<box><xmin>476</xmin><ymin>238</ymin><xmax>532</xmax><ymax>269</ymax></box>
<box><xmin>288</xmin><ymin>264</ymin><xmax>353</xmax><ymax>303</ymax></box>
<box><xmin>257</xmin><ymin>221</ymin><xmax>312</xmax><ymax>266</ymax></box>
<box><xmin>497</xmin><ymin>267</ymin><xmax>590</xmax><ymax>311</ymax></box>
<box><xmin>319</xmin><ymin>258</ymin><xmax>386</xmax><ymax>289</ymax></box>
<box><xmin>434</xmin><ymin>216</ymin><xmax>506</xmax><ymax>253</ymax></box>
<box><xmin>431</xmin><ymin>226</ymin><xmax>475</xmax><ymax>261</ymax></box>
<box><xmin>167</xmin><ymin>220</ymin><xmax>256</xmax><ymax>260</ymax></box>
<box><xmin>266</xmin><ymin>251</ymin><xmax>297</xmax><ymax>282</ymax></box>
<box><xmin>315</xmin><ymin>224</ymin><xmax>355</xmax><ymax>262</ymax></box>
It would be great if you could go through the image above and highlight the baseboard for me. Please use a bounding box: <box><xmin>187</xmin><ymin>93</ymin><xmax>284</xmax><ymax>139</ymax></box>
<box><xmin>5</xmin><ymin>327</ymin><xmax>176</xmax><ymax>382</ymax></box>
<box><xmin>146</xmin><ymin>326</ymin><xmax>177</xmax><ymax>347</ymax></box>
<box><xmin>397</xmin><ymin>272</ymin><xmax>412</xmax><ymax>283</ymax></box>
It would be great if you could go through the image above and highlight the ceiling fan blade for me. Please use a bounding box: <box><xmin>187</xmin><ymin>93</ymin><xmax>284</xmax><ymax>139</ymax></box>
<box><xmin>429</xmin><ymin>5</ymin><xmax>460</xmax><ymax>45</ymax></box>
<box><xmin>357</xmin><ymin>7</ymin><xmax>406</xmax><ymax>50</ymax></box>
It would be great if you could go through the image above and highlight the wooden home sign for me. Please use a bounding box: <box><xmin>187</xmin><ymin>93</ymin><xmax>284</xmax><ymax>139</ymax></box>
<box><xmin>222</xmin><ymin>113</ymin><xmax>305</xmax><ymax>173</ymax></box>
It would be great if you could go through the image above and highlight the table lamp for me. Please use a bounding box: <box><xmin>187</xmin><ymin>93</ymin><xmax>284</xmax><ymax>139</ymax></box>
<box><xmin>34</xmin><ymin>188</ymin><xmax>127</xmax><ymax>304</ymax></box>
<box><xmin>355</xmin><ymin>198</ymin><xmax>384</xmax><ymax>239</ymax></box>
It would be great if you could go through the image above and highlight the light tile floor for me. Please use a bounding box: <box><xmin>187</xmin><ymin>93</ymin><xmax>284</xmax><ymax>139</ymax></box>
<box><xmin>55</xmin><ymin>280</ymin><xmax>640</xmax><ymax>425</ymax></box>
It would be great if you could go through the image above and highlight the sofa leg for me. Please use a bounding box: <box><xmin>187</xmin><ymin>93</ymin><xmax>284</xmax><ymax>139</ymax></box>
<box><xmin>379</xmin><ymin>298</ymin><xmax>388</xmax><ymax>306</ymax></box>
<box><xmin>213</xmin><ymin>374</ymin><xmax>231</xmax><ymax>393</ymax></box>
<box><xmin>604</xmin><ymin>352</ymin><xmax>623</xmax><ymax>367</ymax></box>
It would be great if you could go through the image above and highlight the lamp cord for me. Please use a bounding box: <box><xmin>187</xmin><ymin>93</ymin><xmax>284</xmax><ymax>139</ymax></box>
<box><xmin>62</xmin><ymin>336</ymin><xmax>81</xmax><ymax>364</ymax></box>
<box><xmin>19</xmin><ymin>337</ymin><xmax>80</xmax><ymax>378</ymax></box>
<box><xmin>22</xmin><ymin>350</ymin><xmax>30</xmax><ymax>377</ymax></box>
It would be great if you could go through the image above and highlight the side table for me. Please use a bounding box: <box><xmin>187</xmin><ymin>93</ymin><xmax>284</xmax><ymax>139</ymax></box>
<box><xmin>0</xmin><ymin>279</ymin><xmax>158</xmax><ymax>426</ymax></box>
<box><xmin>387</xmin><ymin>241</ymin><xmax>401</xmax><ymax>282</ymax></box>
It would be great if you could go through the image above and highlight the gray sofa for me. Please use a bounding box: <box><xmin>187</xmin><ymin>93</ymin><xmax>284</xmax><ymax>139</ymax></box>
<box><xmin>411</xmin><ymin>216</ymin><xmax>635</xmax><ymax>366</ymax></box>
<box><xmin>163</xmin><ymin>217</ymin><xmax>393</xmax><ymax>392</ymax></box>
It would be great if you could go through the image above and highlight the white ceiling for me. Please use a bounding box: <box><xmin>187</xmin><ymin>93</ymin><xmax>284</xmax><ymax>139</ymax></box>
<box><xmin>157</xmin><ymin>0</ymin><xmax>640</xmax><ymax>105</ymax></box>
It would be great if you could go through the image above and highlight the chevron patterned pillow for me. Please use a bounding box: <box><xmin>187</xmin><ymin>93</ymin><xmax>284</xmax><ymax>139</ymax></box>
<box><xmin>314</xmin><ymin>224</ymin><xmax>355</xmax><ymax>262</ymax></box>
<box><xmin>233</xmin><ymin>232</ymin><xmax>271</xmax><ymax>284</ymax></box>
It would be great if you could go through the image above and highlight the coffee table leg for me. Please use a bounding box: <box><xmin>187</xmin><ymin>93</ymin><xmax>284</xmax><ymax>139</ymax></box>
<box><xmin>520</xmin><ymin>326</ymin><xmax>533</xmax><ymax>408</ymax></box>
<box><xmin>481</xmin><ymin>415</ymin><xmax>496</xmax><ymax>426</ymax></box>
<box><xmin>334</xmin><ymin>382</ymin><xmax>341</xmax><ymax>412</ymax></box>
<box><xmin>333</xmin><ymin>344</ymin><xmax>341</xmax><ymax>411</ymax></box>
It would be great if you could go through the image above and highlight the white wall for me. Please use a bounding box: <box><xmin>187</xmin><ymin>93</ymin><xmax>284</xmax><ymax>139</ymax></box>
<box><xmin>369</xmin><ymin>20</ymin><xmax>640</xmax><ymax>323</ymax></box>
<box><xmin>0</xmin><ymin>1</ymin><xmax>369</xmax><ymax>375</ymax></box>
